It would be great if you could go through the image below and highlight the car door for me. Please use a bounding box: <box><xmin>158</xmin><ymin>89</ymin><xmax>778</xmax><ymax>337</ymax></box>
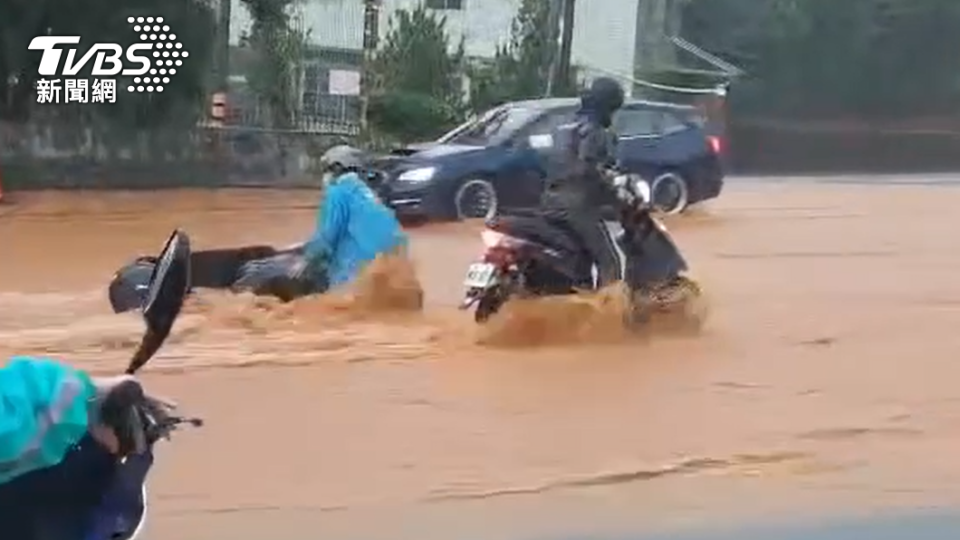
<box><xmin>616</xmin><ymin>106</ymin><xmax>705</xmax><ymax>176</ymax></box>
<box><xmin>613</xmin><ymin>106</ymin><xmax>666</xmax><ymax>177</ymax></box>
<box><xmin>497</xmin><ymin>107</ymin><xmax>578</xmax><ymax>209</ymax></box>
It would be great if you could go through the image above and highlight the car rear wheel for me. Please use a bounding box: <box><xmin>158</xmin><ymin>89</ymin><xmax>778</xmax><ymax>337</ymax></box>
<box><xmin>651</xmin><ymin>171</ymin><xmax>689</xmax><ymax>215</ymax></box>
<box><xmin>454</xmin><ymin>178</ymin><xmax>498</xmax><ymax>220</ymax></box>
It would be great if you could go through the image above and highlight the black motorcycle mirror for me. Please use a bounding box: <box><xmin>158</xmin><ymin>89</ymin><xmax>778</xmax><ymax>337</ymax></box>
<box><xmin>126</xmin><ymin>229</ymin><xmax>192</xmax><ymax>375</ymax></box>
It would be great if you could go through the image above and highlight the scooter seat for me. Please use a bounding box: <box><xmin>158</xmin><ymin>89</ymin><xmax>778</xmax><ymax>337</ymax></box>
<box><xmin>490</xmin><ymin>213</ymin><xmax>583</xmax><ymax>256</ymax></box>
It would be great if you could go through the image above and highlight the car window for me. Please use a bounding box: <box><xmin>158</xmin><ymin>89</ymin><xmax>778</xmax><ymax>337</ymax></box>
<box><xmin>613</xmin><ymin>108</ymin><xmax>664</xmax><ymax>137</ymax></box>
<box><xmin>524</xmin><ymin>108</ymin><xmax>577</xmax><ymax>136</ymax></box>
<box><xmin>661</xmin><ymin>111</ymin><xmax>692</xmax><ymax>134</ymax></box>
<box><xmin>438</xmin><ymin>106</ymin><xmax>540</xmax><ymax>145</ymax></box>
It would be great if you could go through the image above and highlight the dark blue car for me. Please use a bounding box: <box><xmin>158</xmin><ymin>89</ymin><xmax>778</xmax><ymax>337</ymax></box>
<box><xmin>373</xmin><ymin>97</ymin><xmax>724</xmax><ymax>221</ymax></box>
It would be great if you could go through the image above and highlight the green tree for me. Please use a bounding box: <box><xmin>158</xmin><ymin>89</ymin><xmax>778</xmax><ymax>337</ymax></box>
<box><xmin>238</xmin><ymin>0</ymin><xmax>309</xmax><ymax>128</ymax></box>
<box><xmin>681</xmin><ymin>0</ymin><xmax>960</xmax><ymax>119</ymax></box>
<box><xmin>469</xmin><ymin>0</ymin><xmax>567</xmax><ymax>113</ymax></box>
<box><xmin>368</xmin><ymin>4</ymin><xmax>465</xmax><ymax>141</ymax></box>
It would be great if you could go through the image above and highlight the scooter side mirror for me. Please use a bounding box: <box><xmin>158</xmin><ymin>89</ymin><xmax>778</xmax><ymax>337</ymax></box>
<box><xmin>127</xmin><ymin>229</ymin><xmax>191</xmax><ymax>374</ymax></box>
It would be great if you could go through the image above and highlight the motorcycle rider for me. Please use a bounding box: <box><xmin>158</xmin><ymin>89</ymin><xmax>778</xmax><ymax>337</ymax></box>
<box><xmin>289</xmin><ymin>144</ymin><xmax>408</xmax><ymax>289</ymax></box>
<box><xmin>1</xmin><ymin>230</ymin><xmax>187</xmax><ymax>539</ymax></box>
<box><xmin>0</xmin><ymin>361</ymin><xmax>158</xmax><ymax>539</ymax></box>
<box><xmin>541</xmin><ymin>76</ymin><xmax>627</xmax><ymax>287</ymax></box>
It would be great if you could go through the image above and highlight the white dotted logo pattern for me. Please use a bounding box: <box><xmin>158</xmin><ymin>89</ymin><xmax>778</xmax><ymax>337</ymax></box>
<box><xmin>124</xmin><ymin>16</ymin><xmax>189</xmax><ymax>93</ymax></box>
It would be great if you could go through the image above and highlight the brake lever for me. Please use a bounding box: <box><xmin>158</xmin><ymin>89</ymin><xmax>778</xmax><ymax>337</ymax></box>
<box><xmin>172</xmin><ymin>416</ymin><xmax>204</xmax><ymax>428</ymax></box>
<box><xmin>157</xmin><ymin>415</ymin><xmax>204</xmax><ymax>430</ymax></box>
<box><xmin>142</xmin><ymin>407</ymin><xmax>204</xmax><ymax>442</ymax></box>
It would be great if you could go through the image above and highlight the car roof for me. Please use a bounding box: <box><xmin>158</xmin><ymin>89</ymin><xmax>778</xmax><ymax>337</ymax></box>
<box><xmin>508</xmin><ymin>97</ymin><xmax>697</xmax><ymax>114</ymax></box>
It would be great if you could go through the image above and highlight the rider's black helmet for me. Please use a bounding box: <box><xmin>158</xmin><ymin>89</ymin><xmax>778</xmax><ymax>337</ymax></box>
<box><xmin>582</xmin><ymin>77</ymin><xmax>625</xmax><ymax>126</ymax></box>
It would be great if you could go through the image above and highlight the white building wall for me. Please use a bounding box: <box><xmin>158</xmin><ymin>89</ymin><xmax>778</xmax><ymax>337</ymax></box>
<box><xmin>229</xmin><ymin>0</ymin><xmax>640</xmax><ymax>85</ymax></box>
<box><xmin>572</xmin><ymin>0</ymin><xmax>639</xmax><ymax>90</ymax></box>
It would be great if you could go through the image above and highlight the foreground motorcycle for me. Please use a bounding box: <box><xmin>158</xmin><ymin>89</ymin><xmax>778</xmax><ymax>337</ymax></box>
<box><xmin>2</xmin><ymin>229</ymin><xmax>202</xmax><ymax>540</ymax></box>
<box><xmin>95</xmin><ymin>229</ymin><xmax>203</xmax><ymax>540</ymax></box>
<box><xmin>84</xmin><ymin>391</ymin><xmax>202</xmax><ymax>540</ymax></box>
<box><xmin>108</xmin><ymin>241</ymin><xmax>326</xmax><ymax>314</ymax></box>
<box><xmin>459</xmin><ymin>175</ymin><xmax>702</xmax><ymax>325</ymax></box>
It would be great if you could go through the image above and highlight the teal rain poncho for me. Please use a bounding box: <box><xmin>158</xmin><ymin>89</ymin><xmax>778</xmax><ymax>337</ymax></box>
<box><xmin>0</xmin><ymin>356</ymin><xmax>96</xmax><ymax>483</ymax></box>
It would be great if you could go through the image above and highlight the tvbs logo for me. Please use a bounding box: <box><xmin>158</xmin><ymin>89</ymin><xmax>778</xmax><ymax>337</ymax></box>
<box><xmin>29</xmin><ymin>36</ymin><xmax>152</xmax><ymax>77</ymax></box>
<box><xmin>29</xmin><ymin>16</ymin><xmax>189</xmax><ymax>96</ymax></box>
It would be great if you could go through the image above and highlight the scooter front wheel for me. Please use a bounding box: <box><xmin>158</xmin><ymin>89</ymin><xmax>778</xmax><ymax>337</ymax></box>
<box><xmin>628</xmin><ymin>275</ymin><xmax>706</xmax><ymax>332</ymax></box>
<box><xmin>474</xmin><ymin>290</ymin><xmax>507</xmax><ymax>323</ymax></box>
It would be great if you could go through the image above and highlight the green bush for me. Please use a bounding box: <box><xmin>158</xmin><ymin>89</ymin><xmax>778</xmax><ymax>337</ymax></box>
<box><xmin>368</xmin><ymin>91</ymin><xmax>460</xmax><ymax>142</ymax></box>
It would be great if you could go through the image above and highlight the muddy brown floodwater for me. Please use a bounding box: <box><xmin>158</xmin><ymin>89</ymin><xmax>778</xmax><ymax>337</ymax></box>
<box><xmin>4</xmin><ymin>182</ymin><xmax>960</xmax><ymax>540</ymax></box>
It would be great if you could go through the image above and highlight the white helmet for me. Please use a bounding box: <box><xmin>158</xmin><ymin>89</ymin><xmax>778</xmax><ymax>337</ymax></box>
<box><xmin>319</xmin><ymin>144</ymin><xmax>368</xmax><ymax>187</ymax></box>
<box><xmin>321</xmin><ymin>144</ymin><xmax>366</xmax><ymax>171</ymax></box>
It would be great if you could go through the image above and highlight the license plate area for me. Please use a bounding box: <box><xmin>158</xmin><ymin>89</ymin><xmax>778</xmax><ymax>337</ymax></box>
<box><xmin>463</xmin><ymin>262</ymin><xmax>498</xmax><ymax>288</ymax></box>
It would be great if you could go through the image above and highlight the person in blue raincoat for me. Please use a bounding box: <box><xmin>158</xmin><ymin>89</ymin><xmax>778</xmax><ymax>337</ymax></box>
<box><xmin>290</xmin><ymin>144</ymin><xmax>408</xmax><ymax>289</ymax></box>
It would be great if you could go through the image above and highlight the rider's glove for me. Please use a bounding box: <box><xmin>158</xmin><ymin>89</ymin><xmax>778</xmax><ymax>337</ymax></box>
<box><xmin>92</xmin><ymin>375</ymin><xmax>146</xmax><ymax>456</ymax></box>
<box><xmin>92</xmin><ymin>376</ymin><xmax>176</xmax><ymax>456</ymax></box>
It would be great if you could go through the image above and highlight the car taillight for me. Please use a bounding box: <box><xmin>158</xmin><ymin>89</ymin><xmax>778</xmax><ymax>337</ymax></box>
<box><xmin>707</xmin><ymin>135</ymin><xmax>722</xmax><ymax>154</ymax></box>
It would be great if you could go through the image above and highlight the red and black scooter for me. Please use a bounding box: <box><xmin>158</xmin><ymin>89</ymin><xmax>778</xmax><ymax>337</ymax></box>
<box><xmin>459</xmin><ymin>175</ymin><xmax>699</xmax><ymax>324</ymax></box>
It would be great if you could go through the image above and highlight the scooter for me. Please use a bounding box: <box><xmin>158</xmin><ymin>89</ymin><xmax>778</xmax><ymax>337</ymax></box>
<box><xmin>90</xmin><ymin>228</ymin><xmax>203</xmax><ymax>540</ymax></box>
<box><xmin>459</xmin><ymin>175</ymin><xmax>702</xmax><ymax>325</ymax></box>
<box><xmin>108</xmin><ymin>241</ymin><xmax>326</xmax><ymax>314</ymax></box>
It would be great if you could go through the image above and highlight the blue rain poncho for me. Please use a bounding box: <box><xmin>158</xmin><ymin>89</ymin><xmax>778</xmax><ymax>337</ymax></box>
<box><xmin>303</xmin><ymin>172</ymin><xmax>408</xmax><ymax>287</ymax></box>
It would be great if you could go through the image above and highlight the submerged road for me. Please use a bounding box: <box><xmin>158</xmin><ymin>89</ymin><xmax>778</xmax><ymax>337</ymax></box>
<box><xmin>2</xmin><ymin>177</ymin><xmax>960</xmax><ymax>539</ymax></box>
<box><xmin>626</xmin><ymin>510</ymin><xmax>960</xmax><ymax>540</ymax></box>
